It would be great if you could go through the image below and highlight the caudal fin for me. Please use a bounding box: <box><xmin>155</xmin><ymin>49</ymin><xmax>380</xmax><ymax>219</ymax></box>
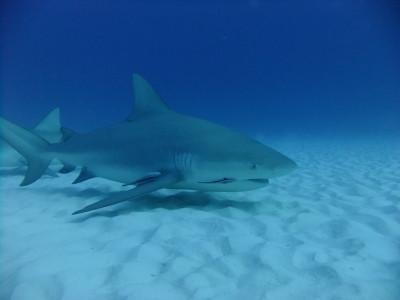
<box><xmin>0</xmin><ymin>117</ymin><xmax>52</xmax><ymax>186</ymax></box>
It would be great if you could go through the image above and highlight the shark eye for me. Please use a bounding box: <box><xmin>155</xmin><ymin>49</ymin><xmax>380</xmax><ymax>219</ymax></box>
<box><xmin>250</xmin><ymin>163</ymin><xmax>257</xmax><ymax>170</ymax></box>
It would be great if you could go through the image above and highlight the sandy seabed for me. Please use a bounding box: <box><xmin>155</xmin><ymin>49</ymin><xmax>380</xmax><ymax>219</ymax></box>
<box><xmin>1</xmin><ymin>137</ymin><xmax>399</xmax><ymax>300</ymax></box>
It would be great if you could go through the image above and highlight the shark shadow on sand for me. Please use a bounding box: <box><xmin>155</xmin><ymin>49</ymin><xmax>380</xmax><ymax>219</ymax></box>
<box><xmin>71</xmin><ymin>190</ymin><xmax>259</xmax><ymax>222</ymax></box>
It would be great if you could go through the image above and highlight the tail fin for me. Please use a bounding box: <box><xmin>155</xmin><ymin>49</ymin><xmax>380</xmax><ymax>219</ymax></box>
<box><xmin>0</xmin><ymin>117</ymin><xmax>51</xmax><ymax>186</ymax></box>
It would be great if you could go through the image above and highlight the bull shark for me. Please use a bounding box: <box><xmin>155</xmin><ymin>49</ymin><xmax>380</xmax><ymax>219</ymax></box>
<box><xmin>0</xmin><ymin>74</ymin><xmax>297</xmax><ymax>215</ymax></box>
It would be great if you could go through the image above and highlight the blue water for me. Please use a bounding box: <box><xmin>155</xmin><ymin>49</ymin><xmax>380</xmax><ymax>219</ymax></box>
<box><xmin>1</xmin><ymin>0</ymin><xmax>399</xmax><ymax>137</ymax></box>
<box><xmin>1</xmin><ymin>2</ymin><xmax>400</xmax><ymax>299</ymax></box>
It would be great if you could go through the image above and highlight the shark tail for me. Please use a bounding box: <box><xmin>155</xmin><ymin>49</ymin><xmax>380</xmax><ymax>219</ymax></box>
<box><xmin>0</xmin><ymin>117</ymin><xmax>52</xmax><ymax>186</ymax></box>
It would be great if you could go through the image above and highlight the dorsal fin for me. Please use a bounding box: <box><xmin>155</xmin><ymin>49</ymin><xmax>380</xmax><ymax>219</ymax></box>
<box><xmin>127</xmin><ymin>74</ymin><xmax>170</xmax><ymax>121</ymax></box>
<box><xmin>34</xmin><ymin>108</ymin><xmax>60</xmax><ymax>132</ymax></box>
<box><xmin>33</xmin><ymin>108</ymin><xmax>62</xmax><ymax>143</ymax></box>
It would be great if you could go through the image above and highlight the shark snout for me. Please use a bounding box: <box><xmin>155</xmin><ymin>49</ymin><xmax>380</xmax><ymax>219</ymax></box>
<box><xmin>272</xmin><ymin>157</ymin><xmax>297</xmax><ymax>177</ymax></box>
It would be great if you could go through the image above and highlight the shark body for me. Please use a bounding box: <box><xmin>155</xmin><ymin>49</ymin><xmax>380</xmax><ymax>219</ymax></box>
<box><xmin>0</xmin><ymin>75</ymin><xmax>297</xmax><ymax>214</ymax></box>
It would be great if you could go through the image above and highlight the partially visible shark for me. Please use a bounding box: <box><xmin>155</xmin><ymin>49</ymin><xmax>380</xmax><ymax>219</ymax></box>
<box><xmin>0</xmin><ymin>75</ymin><xmax>297</xmax><ymax>215</ymax></box>
<box><xmin>0</xmin><ymin>108</ymin><xmax>63</xmax><ymax>167</ymax></box>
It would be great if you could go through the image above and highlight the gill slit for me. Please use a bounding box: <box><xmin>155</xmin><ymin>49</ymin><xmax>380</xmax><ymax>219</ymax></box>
<box><xmin>172</xmin><ymin>150</ymin><xmax>193</xmax><ymax>175</ymax></box>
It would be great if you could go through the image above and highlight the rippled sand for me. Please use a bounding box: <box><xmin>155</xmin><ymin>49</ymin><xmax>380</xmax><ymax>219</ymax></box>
<box><xmin>1</xmin><ymin>137</ymin><xmax>399</xmax><ymax>300</ymax></box>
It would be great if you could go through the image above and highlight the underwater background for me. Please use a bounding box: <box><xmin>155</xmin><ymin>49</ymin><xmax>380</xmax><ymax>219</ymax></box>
<box><xmin>1</xmin><ymin>1</ymin><xmax>400</xmax><ymax>300</ymax></box>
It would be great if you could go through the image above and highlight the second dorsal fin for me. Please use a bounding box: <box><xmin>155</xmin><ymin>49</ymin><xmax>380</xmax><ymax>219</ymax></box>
<box><xmin>34</xmin><ymin>108</ymin><xmax>63</xmax><ymax>143</ymax></box>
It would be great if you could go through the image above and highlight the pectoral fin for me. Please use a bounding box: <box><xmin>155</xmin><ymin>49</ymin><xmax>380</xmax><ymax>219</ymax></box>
<box><xmin>72</xmin><ymin>172</ymin><xmax>180</xmax><ymax>215</ymax></box>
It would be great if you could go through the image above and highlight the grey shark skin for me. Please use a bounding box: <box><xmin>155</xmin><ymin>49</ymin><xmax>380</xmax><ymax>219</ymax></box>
<box><xmin>0</xmin><ymin>74</ymin><xmax>297</xmax><ymax>214</ymax></box>
<box><xmin>0</xmin><ymin>108</ymin><xmax>63</xmax><ymax>167</ymax></box>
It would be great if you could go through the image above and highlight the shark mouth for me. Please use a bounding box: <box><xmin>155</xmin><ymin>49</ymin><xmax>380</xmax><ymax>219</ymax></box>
<box><xmin>199</xmin><ymin>178</ymin><xmax>269</xmax><ymax>184</ymax></box>
<box><xmin>199</xmin><ymin>177</ymin><xmax>236</xmax><ymax>184</ymax></box>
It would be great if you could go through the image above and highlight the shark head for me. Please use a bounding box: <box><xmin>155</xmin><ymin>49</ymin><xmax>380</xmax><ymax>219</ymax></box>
<box><xmin>175</xmin><ymin>120</ymin><xmax>297</xmax><ymax>191</ymax></box>
<box><xmin>198</xmin><ymin>140</ymin><xmax>296</xmax><ymax>180</ymax></box>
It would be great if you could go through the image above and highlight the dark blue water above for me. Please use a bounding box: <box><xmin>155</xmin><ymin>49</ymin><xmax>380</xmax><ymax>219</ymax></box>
<box><xmin>1</xmin><ymin>0</ymin><xmax>399</xmax><ymax>137</ymax></box>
